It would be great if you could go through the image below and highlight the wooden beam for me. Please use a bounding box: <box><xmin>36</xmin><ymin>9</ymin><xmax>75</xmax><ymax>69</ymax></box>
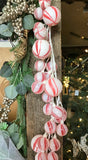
<box><xmin>26</xmin><ymin>0</ymin><xmax>62</xmax><ymax>159</ymax></box>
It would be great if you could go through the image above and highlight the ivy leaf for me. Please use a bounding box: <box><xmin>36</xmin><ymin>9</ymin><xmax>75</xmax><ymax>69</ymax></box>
<box><xmin>23</xmin><ymin>15</ymin><xmax>34</xmax><ymax>30</ymax></box>
<box><xmin>0</xmin><ymin>24</ymin><xmax>12</xmax><ymax>37</ymax></box>
<box><xmin>23</xmin><ymin>74</ymin><xmax>34</xmax><ymax>88</ymax></box>
<box><xmin>17</xmin><ymin>136</ymin><xmax>24</xmax><ymax>150</ymax></box>
<box><xmin>16</xmin><ymin>82</ymin><xmax>27</xmax><ymax>95</ymax></box>
<box><xmin>0</xmin><ymin>62</ymin><xmax>12</xmax><ymax>78</ymax></box>
<box><xmin>5</xmin><ymin>85</ymin><xmax>18</xmax><ymax>99</ymax></box>
<box><xmin>0</xmin><ymin>122</ymin><xmax>8</xmax><ymax>130</ymax></box>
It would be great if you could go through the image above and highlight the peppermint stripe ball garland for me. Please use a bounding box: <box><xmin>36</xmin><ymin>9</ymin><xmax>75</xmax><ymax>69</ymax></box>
<box><xmin>35</xmin><ymin>152</ymin><xmax>48</xmax><ymax>160</ymax></box>
<box><xmin>31</xmin><ymin>1</ymin><xmax>68</xmax><ymax>160</ymax></box>
<box><xmin>34</xmin><ymin>60</ymin><xmax>45</xmax><ymax>71</ymax></box>
<box><xmin>39</xmin><ymin>0</ymin><xmax>51</xmax><ymax>10</ymax></box>
<box><xmin>45</xmin><ymin>78</ymin><xmax>62</xmax><ymax>97</ymax></box>
<box><xmin>43</xmin><ymin>6</ymin><xmax>61</xmax><ymax>26</ymax></box>
<box><xmin>32</xmin><ymin>40</ymin><xmax>51</xmax><ymax>59</ymax></box>
<box><xmin>34</xmin><ymin>7</ymin><xmax>43</xmax><ymax>20</ymax></box>
<box><xmin>33</xmin><ymin>22</ymin><xmax>48</xmax><ymax>40</ymax></box>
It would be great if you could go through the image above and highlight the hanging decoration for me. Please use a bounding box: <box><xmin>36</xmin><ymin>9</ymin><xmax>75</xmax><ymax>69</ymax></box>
<box><xmin>68</xmin><ymin>134</ymin><xmax>88</xmax><ymax>160</ymax></box>
<box><xmin>31</xmin><ymin>1</ymin><xmax>68</xmax><ymax>160</ymax></box>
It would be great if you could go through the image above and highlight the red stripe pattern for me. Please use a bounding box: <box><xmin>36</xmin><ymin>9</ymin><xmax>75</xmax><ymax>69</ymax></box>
<box><xmin>31</xmin><ymin>135</ymin><xmax>42</xmax><ymax>152</ymax></box>
<box><xmin>43</xmin><ymin>103</ymin><xmax>53</xmax><ymax>115</ymax></box>
<box><xmin>34</xmin><ymin>72</ymin><xmax>45</xmax><ymax>82</ymax></box>
<box><xmin>47</xmin><ymin>152</ymin><xmax>58</xmax><ymax>160</ymax></box>
<box><xmin>34</xmin><ymin>7</ymin><xmax>43</xmax><ymax>20</ymax></box>
<box><xmin>42</xmin><ymin>92</ymin><xmax>53</xmax><ymax>103</ymax></box>
<box><xmin>45</xmin><ymin>78</ymin><xmax>62</xmax><ymax>97</ymax></box>
<box><xmin>35</xmin><ymin>152</ymin><xmax>48</xmax><ymax>160</ymax></box>
<box><xmin>38</xmin><ymin>137</ymin><xmax>49</xmax><ymax>151</ymax></box>
<box><xmin>39</xmin><ymin>0</ymin><xmax>51</xmax><ymax>10</ymax></box>
<box><xmin>43</xmin><ymin>6</ymin><xmax>61</xmax><ymax>26</ymax></box>
<box><xmin>44</xmin><ymin>120</ymin><xmax>56</xmax><ymax>134</ymax></box>
<box><xmin>49</xmin><ymin>138</ymin><xmax>60</xmax><ymax>151</ymax></box>
<box><xmin>52</xmin><ymin>106</ymin><xmax>67</xmax><ymax>121</ymax></box>
<box><xmin>34</xmin><ymin>60</ymin><xmax>45</xmax><ymax>71</ymax></box>
<box><xmin>32</xmin><ymin>40</ymin><xmax>51</xmax><ymax>59</ymax></box>
<box><xmin>33</xmin><ymin>22</ymin><xmax>47</xmax><ymax>40</ymax></box>
<box><xmin>56</xmin><ymin>123</ymin><xmax>68</xmax><ymax>137</ymax></box>
<box><xmin>31</xmin><ymin>81</ymin><xmax>44</xmax><ymax>94</ymax></box>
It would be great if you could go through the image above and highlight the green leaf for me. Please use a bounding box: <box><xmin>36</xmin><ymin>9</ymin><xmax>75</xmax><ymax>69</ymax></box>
<box><xmin>23</xmin><ymin>15</ymin><xmax>34</xmax><ymax>30</ymax></box>
<box><xmin>17</xmin><ymin>136</ymin><xmax>24</xmax><ymax>150</ymax></box>
<box><xmin>23</xmin><ymin>74</ymin><xmax>34</xmax><ymax>88</ymax></box>
<box><xmin>8</xmin><ymin>123</ymin><xmax>19</xmax><ymax>135</ymax></box>
<box><xmin>11</xmin><ymin>133</ymin><xmax>19</xmax><ymax>146</ymax></box>
<box><xmin>7</xmin><ymin>22</ymin><xmax>14</xmax><ymax>32</ymax></box>
<box><xmin>0</xmin><ymin>62</ymin><xmax>12</xmax><ymax>78</ymax></box>
<box><xmin>16</xmin><ymin>82</ymin><xmax>27</xmax><ymax>95</ymax></box>
<box><xmin>5</xmin><ymin>85</ymin><xmax>18</xmax><ymax>99</ymax></box>
<box><xmin>0</xmin><ymin>24</ymin><xmax>12</xmax><ymax>37</ymax></box>
<box><xmin>0</xmin><ymin>122</ymin><xmax>8</xmax><ymax>130</ymax></box>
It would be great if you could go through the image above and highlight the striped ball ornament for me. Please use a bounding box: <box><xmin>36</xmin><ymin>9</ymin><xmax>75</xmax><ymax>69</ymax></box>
<box><xmin>37</xmin><ymin>137</ymin><xmax>49</xmax><ymax>151</ymax></box>
<box><xmin>43</xmin><ymin>103</ymin><xmax>53</xmax><ymax>115</ymax></box>
<box><xmin>34</xmin><ymin>72</ymin><xmax>45</xmax><ymax>82</ymax></box>
<box><xmin>32</xmin><ymin>40</ymin><xmax>51</xmax><ymax>59</ymax></box>
<box><xmin>46</xmin><ymin>61</ymin><xmax>57</xmax><ymax>71</ymax></box>
<box><xmin>39</xmin><ymin>0</ymin><xmax>51</xmax><ymax>10</ymax></box>
<box><xmin>52</xmin><ymin>106</ymin><xmax>67</xmax><ymax>121</ymax></box>
<box><xmin>31</xmin><ymin>135</ymin><xmax>42</xmax><ymax>152</ymax></box>
<box><xmin>47</xmin><ymin>152</ymin><xmax>59</xmax><ymax>160</ymax></box>
<box><xmin>44</xmin><ymin>120</ymin><xmax>56</xmax><ymax>134</ymax></box>
<box><xmin>49</xmin><ymin>138</ymin><xmax>60</xmax><ymax>152</ymax></box>
<box><xmin>43</xmin><ymin>6</ymin><xmax>61</xmax><ymax>26</ymax></box>
<box><xmin>35</xmin><ymin>152</ymin><xmax>48</xmax><ymax>160</ymax></box>
<box><xmin>34</xmin><ymin>60</ymin><xmax>45</xmax><ymax>72</ymax></box>
<box><xmin>45</xmin><ymin>78</ymin><xmax>62</xmax><ymax>97</ymax></box>
<box><xmin>42</xmin><ymin>92</ymin><xmax>53</xmax><ymax>103</ymax></box>
<box><xmin>56</xmin><ymin>123</ymin><xmax>68</xmax><ymax>137</ymax></box>
<box><xmin>31</xmin><ymin>81</ymin><xmax>44</xmax><ymax>94</ymax></box>
<box><xmin>33</xmin><ymin>22</ymin><xmax>48</xmax><ymax>40</ymax></box>
<box><xmin>34</xmin><ymin>7</ymin><xmax>43</xmax><ymax>20</ymax></box>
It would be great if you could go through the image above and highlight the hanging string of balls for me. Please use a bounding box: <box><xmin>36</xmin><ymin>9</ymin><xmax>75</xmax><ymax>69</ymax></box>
<box><xmin>31</xmin><ymin>0</ymin><xmax>68</xmax><ymax>160</ymax></box>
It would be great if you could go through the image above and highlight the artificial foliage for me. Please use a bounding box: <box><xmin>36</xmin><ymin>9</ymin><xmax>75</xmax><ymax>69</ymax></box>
<box><xmin>0</xmin><ymin>0</ymin><xmax>38</xmax><ymax>158</ymax></box>
<box><xmin>63</xmin><ymin>53</ymin><xmax>88</xmax><ymax>160</ymax></box>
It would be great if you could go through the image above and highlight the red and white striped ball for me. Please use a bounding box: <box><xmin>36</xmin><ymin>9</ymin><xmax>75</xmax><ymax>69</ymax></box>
<box><xmin>34</xmin><ymin>7</ymin><xmax>43</xmax><ymax>20</ymax></box>
<box><xmin>34</xmin><ymin>72</ymin><xmax>45</xmax><ymax>82</ymax></box>
<box><xmin>44</xmin><ymin>120</ymin><xmax>56</xmax><ymax>134</ymax></box>
<box><xmin>49</xmin><ymin>138</ymin><xmax>60</xmax><ymax>152</ymax></box>
<box><xmin>35</xmin><ymin>152</ymin><xmax>48</xmax><ymax>160</ymax></box>
<box><xmin>42</xmin><ymin>92</ymin><xmax>53</xmax><ymax>103</ymax></box>
<box><xmin>31</xmin><ymin>135</ymin><xmax>42</xmax><ymax>152</ymax></box>
<box><xmin>37</xmin><ymin>137</ymin><xmax>49</xmax><ymax>151</ymax></box>
<box><xmin>46</xmin><ymin>61</ymin><xmax>57</xmax><ymax>71</ymax></box>
<box><xmin>39</xmin><ymin>0</ymin><xmax>51</xmax><ymax>10</ymax></box>
<box><xmin>33</xmin><ymin>22</ymin><xmax>47</xmax><ymax>40</ymax></box>
<box><xmin>32</xmin><ymin>40</ymin><xmax>51</xmax><ymax>59</ymax></box>
<box><xmin>43</xmin><ymin>103</ymin><xmax>53</xmax><ymax>115</ymax></box>
<box><xmin>56</xmin><ymin>123</ymin><xmax>68</xmax><ymax>137</ymax></box>
<box><xmin>45</xmin><ymin>78</ymin><xmax>62</xmax><ymax>97</ymax></box>
<box><xmin>34</xmin><ymin>60</ymin><xmax>45</xmax><ymax>71</ymax></box>
<box><xmin>31</xmin><ymin>81</ymin><xmax>44</xmax><ymax>94</ymax></box>
<box><xmin>43</xmin><ymin>6</ymin><xmax>61</xmax><ymax>26</ymax></box>
<box><xmin>47</xmin><ymin>152</ymin><xmax>59</xmax><ymax>160</ymax></box>
<box><xmin>52</xmin><ymin>106</ymin><xmax>67</xmax><ymax>121</ymax></box>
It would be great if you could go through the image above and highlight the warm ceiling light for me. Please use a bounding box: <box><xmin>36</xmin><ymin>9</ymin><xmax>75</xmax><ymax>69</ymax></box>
<box><xmin>85</xmin><ymin>49</ymin><xmax>88</xmax><ymax>53</ymax></box>
<box><xmin>81</xmin><ymin>36</ymin><xmax>84</xmax><ymax>39</ymax></box>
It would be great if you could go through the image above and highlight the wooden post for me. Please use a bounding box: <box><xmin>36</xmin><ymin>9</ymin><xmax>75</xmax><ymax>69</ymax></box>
<box><xmin>26</xmin><ymin>0</ymin><xmax>62</xmax><ymax>159</ymax></box>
